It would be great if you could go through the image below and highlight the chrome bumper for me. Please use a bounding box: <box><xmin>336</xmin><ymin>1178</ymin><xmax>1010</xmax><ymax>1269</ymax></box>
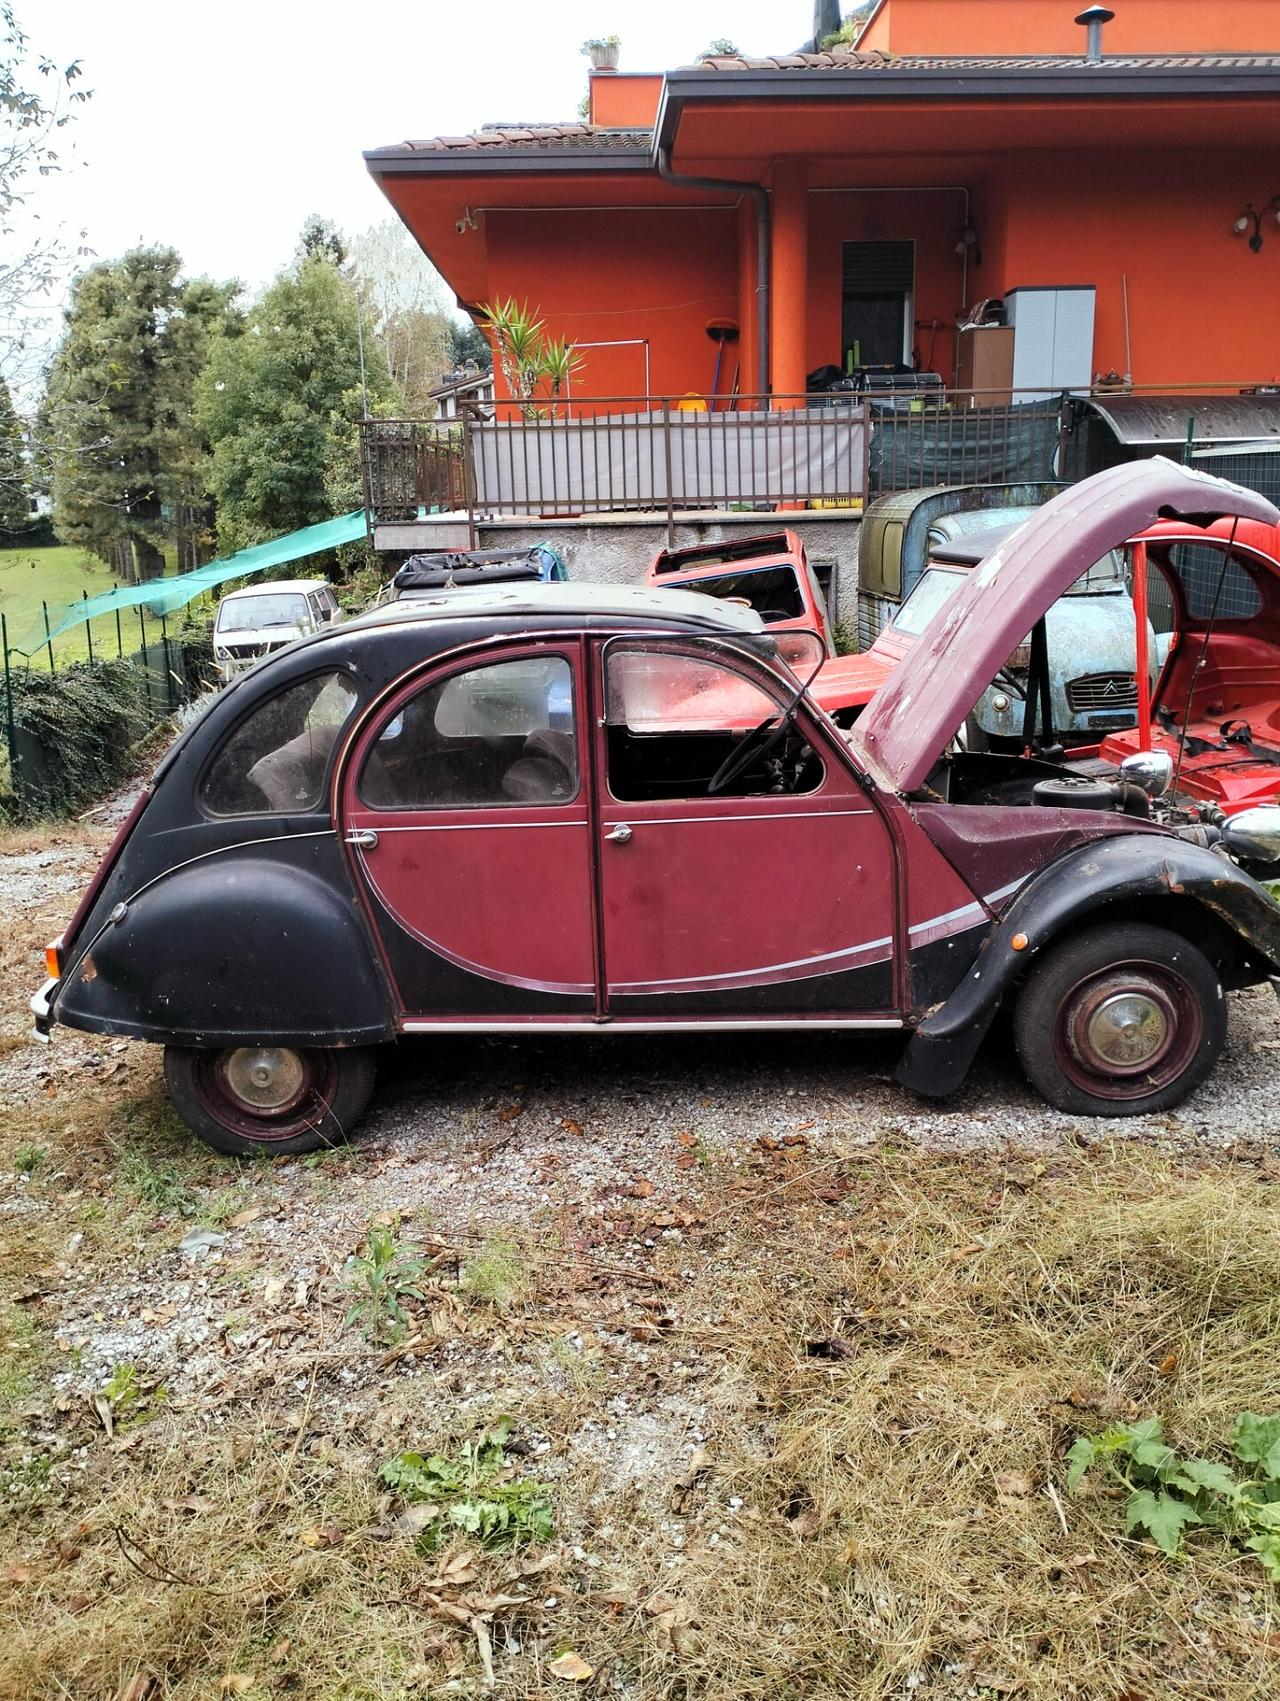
<box><xmin>30</xmin><ymin>977</ymin><xmax>57</xmax><ymax>1042</ymax></box>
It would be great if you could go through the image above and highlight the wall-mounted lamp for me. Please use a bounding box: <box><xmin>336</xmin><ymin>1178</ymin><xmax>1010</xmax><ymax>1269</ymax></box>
<box><xmin>1233</xmin><ymin>197</ymin><xmax>1280</xmax><ymax>252</ymax></box>
<box><xmin>955</xmin><ymin>222</ymin><xmax>982</xmax><ymax>267</ymax></box>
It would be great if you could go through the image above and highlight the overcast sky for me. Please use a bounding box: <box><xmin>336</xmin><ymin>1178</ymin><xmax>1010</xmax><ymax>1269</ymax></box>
<box><xmin>28</xmin><ymin>0</ymin><xmax>808</xmax><ymax>315</ymax></box>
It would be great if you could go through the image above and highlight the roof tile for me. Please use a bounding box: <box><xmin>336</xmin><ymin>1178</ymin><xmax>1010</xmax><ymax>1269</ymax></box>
<box><xmin>387</xmin><ymin>122</ymin><xmax>648</xmax><ymax>156</ymax></box>
<box><xmin>693</xmin><ymin>49</ymin><xmax>1280</xmax><ymax>71</ymax></box>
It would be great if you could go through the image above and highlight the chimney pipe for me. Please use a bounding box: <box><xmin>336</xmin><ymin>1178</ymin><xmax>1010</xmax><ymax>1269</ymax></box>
<box><xmin>1075</xmin><ymin>6</ymin><xmax>1115</xmax><ymax>65</ymax></box>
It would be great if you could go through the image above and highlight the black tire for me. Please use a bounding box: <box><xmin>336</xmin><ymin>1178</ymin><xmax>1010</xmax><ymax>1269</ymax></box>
<box><xmin>1013</xmin><ymin>922</ymin><xmax>1225</xmax><ymax>1117</ymax></box>
<box><xmin>163</xmin><ymin>1044</ymin><xmax>378</xmax><ymax>1157</ymax></box>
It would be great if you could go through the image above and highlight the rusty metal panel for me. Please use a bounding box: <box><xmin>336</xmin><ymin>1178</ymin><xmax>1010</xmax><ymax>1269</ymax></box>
<box><xmin>1084</xmin><ymin>394</ymin><xmax>1280</xmax><ymax>447</ymax></box>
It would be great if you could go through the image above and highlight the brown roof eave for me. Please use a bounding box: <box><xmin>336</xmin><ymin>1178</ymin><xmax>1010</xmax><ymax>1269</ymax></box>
<box><xmin>364</xmin><ymin>147</ymin><xmax>653</xmax><ymax>177</ymax></box>
<box><xmin>654</xmin><ymin>61</ymin><xmax>1280</xmax><ymax>153</ymax></box>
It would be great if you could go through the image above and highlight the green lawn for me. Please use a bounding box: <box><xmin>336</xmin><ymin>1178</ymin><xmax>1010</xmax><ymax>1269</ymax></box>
<box><xmin>0</xmin><ymin>544</ymin><xmax>185</xmax><ymax>668</ymax></box>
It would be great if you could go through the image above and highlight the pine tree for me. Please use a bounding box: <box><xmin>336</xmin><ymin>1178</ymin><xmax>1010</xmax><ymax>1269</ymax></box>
<box><xmin>0</xmin><ymin>376</ymin><xmax>29</xmax><ymax>534</ymax></box>
<box><xmin>47</xmin><ymin>247</ymin><xmax>237</xmax><ymax>579</ymax></box>
<box><xmin>196</xmin><ymin>249</ymin><xmax>398</xmax><ymax>551</ymax></box>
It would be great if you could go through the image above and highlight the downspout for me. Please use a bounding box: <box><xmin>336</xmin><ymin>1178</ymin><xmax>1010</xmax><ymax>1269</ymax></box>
<box><xmin>657</xmin><ymin>145</ymin><xmax>770</xmax><ymax>396</ymax></box>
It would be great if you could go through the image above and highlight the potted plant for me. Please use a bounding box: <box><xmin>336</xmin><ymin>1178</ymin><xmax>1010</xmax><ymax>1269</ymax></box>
<box><xmin>581</xmin><ymin>35</ymin><xmax>620</xmax><ymax>71</ymax></box>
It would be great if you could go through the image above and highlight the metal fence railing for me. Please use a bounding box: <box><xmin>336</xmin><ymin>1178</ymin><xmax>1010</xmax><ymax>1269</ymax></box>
<box><xmin>361</xmin><ymin>390</ymin><xmax>1071</xmax><ymax>547</ymax></box>
<box><xmin>0</xmin><ymin>600</ymin><xmax>217</xmax><ymax>817</ymax></box>
<box><xmin>363</xmin><ymin>386</ymin><xmax>1280</xmax><ymax>550</ymax></box>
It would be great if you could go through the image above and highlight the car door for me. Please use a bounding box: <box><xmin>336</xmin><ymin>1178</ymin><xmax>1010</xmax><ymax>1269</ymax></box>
<box><xmin>594</xmin><ymin>637</ymin><xmax>901</xmax><ymax>1019</ymax></box>
<box><xmin>340</xmin><ymin>641</ymin><xmax>597</xmax><ymax>1019</ymax></box>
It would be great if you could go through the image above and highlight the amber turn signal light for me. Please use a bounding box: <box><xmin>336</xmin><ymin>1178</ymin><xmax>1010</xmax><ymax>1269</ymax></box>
<box><xmin>44</xmin><ymin>938</ymin><xmax>64</xmax><ymax>979</ymax></box>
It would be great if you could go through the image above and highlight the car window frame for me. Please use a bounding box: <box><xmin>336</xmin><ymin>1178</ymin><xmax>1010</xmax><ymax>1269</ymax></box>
<box><xmin>597</xmin><ymin>632</ymin><xmax>829</xmax><ymax>806</ymax></box>
<box><xmin>196</xmin><ymin>666</ymin><xmax>362</xmax><ymax>821</ymax></box>
<box><xmin>354</xmin><ymin>643</ymin><xmax>583</xmax><ymax>815</ymax></box>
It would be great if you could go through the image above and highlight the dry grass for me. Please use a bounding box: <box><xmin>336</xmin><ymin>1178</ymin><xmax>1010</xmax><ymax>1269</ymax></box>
<box><xmin>3</xmin><ymin>1134</ymin><xmax>1280</xmax><ymax>1699</ymax></box>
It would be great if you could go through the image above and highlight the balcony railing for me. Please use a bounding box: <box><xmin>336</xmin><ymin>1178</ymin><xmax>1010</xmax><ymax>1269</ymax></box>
<box><xmin>359</xmin><ymin>386</ymin><xmax>1269</xmax><ymax>546</ymax></box>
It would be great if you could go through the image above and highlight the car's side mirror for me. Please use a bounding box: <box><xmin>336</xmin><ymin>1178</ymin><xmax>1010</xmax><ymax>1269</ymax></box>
<box><xmin>1120</xmin><ymin>750</ymin><xmax>1173</xmax><ymax>798</ymax></box>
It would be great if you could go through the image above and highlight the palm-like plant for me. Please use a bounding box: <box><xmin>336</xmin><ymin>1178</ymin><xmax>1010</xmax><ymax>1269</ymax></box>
<box><xmin>479</xmin><ymin>299</ymin><xmax>579</xmax><ymax>417</ymax></box>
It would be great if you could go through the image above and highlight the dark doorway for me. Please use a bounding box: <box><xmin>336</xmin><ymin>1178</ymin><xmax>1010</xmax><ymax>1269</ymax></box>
<box><xmin>841</xmin><ymin>240</ymin><xmax>915</xmax><ymax>370</ymax></box>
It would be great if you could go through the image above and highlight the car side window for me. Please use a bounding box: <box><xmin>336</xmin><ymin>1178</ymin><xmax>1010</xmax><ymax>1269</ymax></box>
<box><xmin>604</xmin><ymin>646</ymin><xmax>823</xmax><ymax>802</ymax></box>
<box><xmin>359</xmin><ymin>654</ymin><xmax>577</xmax><ymax>811</ymax></box>
<box><xmin>1164</xmin><ymin>542</ymin><xmax>1262</xmax><ymax>621</ymax></box>
<box><xmin>201</xmin><ymin>672</ymin><xmax>358</xmax><ymax>815</ymax></box>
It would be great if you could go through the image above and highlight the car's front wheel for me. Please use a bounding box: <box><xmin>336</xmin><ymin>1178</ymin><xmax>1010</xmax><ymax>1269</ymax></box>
<box><xmin>163</xmin><ymin>1044</ymin><xmax>377</xmax><ymax>1157</ymax></box>
<box><xmin>1013</xmin><ymin>922</ymin><xmax>1225</xmax><ymax>1117</ymax></box>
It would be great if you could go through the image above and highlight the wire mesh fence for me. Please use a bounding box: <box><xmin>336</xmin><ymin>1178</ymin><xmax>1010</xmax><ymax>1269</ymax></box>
<box><xmin>0</xmin><ymin>600</ymin><xmax>217</xmax><ymax>818</ymax></box>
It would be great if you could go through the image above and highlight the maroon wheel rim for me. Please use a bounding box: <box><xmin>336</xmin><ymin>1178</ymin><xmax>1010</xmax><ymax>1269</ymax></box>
<box><xmin>192</xmin><ymin>1047</ymin><xmax>340</xmax><ymax>1144</ymax></box>
<box><xmin>1052</xmin><ymin>958</ymin><xmax>1204</xmax><ymax>1104</ymax></box>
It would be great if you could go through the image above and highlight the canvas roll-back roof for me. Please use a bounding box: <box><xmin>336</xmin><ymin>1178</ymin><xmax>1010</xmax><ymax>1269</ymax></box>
<box><xmin>850</xmin><ymin>459</ymin><xmax>1280</xmax><ymax>794</ymax></box>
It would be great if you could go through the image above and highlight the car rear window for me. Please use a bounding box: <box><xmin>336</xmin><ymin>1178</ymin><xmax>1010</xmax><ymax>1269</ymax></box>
<box><xmin>200</xmin><ymin>672</ymin><xmax>358</xmax><ymax>815</ymax></box>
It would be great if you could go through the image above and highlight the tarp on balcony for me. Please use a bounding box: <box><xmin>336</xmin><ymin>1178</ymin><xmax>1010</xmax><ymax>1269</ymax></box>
<box><xmin>867</xmin><ymin>398</ymin><xmax>1062</xmax><ymax>493</ymax></box>
<box><xmin>16</xmin><ymin>511</ymin><xmax>367</xmax><ymax>652</ymax></box>
<box><xmin>470</xmin><ymin>408</ymin><xmax>868</xmax><ymax>514</ymax></box>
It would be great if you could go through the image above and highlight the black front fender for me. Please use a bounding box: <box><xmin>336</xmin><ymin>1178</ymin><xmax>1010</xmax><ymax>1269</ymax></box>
<box><xmin>52</xmin><ymin>841</ymin><xmax>395</xmax><ymax>1048</ymax></box>
<box><xmin>898</xmin><ymin>834</ymin><xmax>1280</xmax><ymax>1098</ymax></box>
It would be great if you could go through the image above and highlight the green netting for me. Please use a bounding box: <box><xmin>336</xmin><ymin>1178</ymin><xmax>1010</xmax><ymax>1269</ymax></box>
<box><xmin>15</xmin><ymin>511</ymin><xmax>368</xmax><ymax>652</ymax></box>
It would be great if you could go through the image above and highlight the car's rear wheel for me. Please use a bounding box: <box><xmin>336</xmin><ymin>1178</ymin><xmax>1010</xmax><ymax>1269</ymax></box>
<box><xmin>1013</xmin><ymin>922</ymin><xmax>1225</xmax><ymax>1117</ymax></box>
<box><xmin>163</xmin><ymin>1044</ymin><xmax>377</xmax><ymax>1157</ymax></box>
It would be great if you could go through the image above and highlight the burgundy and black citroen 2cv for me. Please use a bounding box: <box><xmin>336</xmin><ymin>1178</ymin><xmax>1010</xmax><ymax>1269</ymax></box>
<box><xmin>33</xmin><ymin>462</ymin><xmax>1280</xmax><ymax>1154</ymax></box>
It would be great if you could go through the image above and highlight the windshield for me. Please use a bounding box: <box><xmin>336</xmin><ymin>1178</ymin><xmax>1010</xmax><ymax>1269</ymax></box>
<box><xmin>672</xmin><ymin>565</ymin><xmax>805</xmax><ymax>623</ymax></box>
<box><xmin>891</xmin><ymin>569</ymin><xmax>966</xmax><ymax>636</ymax></box>
<box><xmin>1072</xmin><ymin>548</ymin><xmax>1126</xmax><ymax>593</ymax></box>
<box><xmin>217</xmin><ymin>593</ymin><xmax>310</xmax><ymax>634</ymax></box>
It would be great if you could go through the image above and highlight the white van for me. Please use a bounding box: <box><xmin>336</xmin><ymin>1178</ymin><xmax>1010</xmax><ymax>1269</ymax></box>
<box><xmin>213</xmin><ymin>580</ymin><xmax>341</xmax><ymax>681</ymax></box>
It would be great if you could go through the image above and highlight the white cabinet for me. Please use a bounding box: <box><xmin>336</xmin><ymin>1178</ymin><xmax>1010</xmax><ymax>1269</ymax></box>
<box><xmin>1006</xmin><ymin>287</ymin><xmax>1095</xmax><ymax>401</ymax></box>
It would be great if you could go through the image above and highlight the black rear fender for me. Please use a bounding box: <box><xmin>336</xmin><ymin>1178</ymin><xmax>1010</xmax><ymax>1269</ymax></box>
<box><xmin>52</xmin><ymin>839</ymin><xmax>394</xmax><ymax>1048</ymax></box>
<box><xmin>898</xmin><ymin>835</ymin><xmax>1280</xmax><ymax>1098</ymax></box>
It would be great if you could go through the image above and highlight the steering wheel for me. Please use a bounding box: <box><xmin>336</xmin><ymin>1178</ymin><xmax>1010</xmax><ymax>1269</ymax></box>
<box><xmin>708</xmin><ymin>713</ymin><xmax>787</xmax><ymax>796</ymax></box>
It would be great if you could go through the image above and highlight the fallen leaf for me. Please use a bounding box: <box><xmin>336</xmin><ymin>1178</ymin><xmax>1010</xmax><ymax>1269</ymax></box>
<box><xmin>994</xmin><ymin>1471</ymin><xmax>1035</xmax><ymax>1499</ymax></box>
<box><xmin>162</xmin><ymin>1495</ymin><xmax>217</xmax><ymax>1515</ymax></box>
<box><xmin>228</xmin><ymin>1206</ymin><xmax>262</xmax><ymax>1230</ymax></box>
<box><xmin>468</xmin><ymin>1614</ymin><xmax>495</xmax><ymax>1687</ymax></box>
<box><xmin>298</xmin><ymin>1525</ymin><xmax>343</xmax><ymax>1549</ymax></box>
<box><xmin>219</xmin><ymin>1678</ymin><xmax>255</xmax><ymax>1696</ymax></box>
<box><xmin>550</xmin><ymin>1650</ymin><xmax>594</xmax><ymax>1682</ymax></box>
<box><xmin>509</xmin><ymin>1552</ymin><xmax>557</xmax><ymax>1579</ymax></box>
<box><xmin>116</xmin><ymin>1679</ymin><xmax>156</xmax><ymax>1701</ymax></box>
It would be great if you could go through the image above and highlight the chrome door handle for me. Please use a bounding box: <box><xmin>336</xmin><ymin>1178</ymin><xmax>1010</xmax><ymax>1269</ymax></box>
<box><xmin>604</xmin><ymin>824</ymin><xmax>633</xmax><ymax>844</ymax></box>
<box><xmin>346</xmin><ymin>829</ymin><xmax>379</xmax><ymax>850</ymax></box>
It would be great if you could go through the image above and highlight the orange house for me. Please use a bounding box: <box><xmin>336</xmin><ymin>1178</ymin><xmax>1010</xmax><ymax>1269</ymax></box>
<box><xmin>365</xmin><ymin>0</ymin><xmax>1280</xmax><ymax>407</ymax></box>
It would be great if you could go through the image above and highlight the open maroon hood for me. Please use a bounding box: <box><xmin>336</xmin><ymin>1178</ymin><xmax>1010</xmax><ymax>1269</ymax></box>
<box><xmin>849</xmin><ymin>458</ymin><xmax>1280</xmax><ymax>794</ymax></box>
